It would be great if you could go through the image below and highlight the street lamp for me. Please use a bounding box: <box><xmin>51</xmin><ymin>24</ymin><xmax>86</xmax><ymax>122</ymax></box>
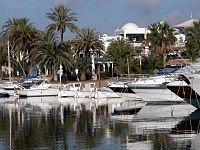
<box><xmin>139</xmin><ymin>56</ymin><xmax>142</xmax><ymax>72</ymax></box>
<box><xmin>75</xmin><ymin>68</ymin><xmax>79</xmax><ymax>81</ymax></box>
<box><xmin>107</xmin><ymin>61</ymin><xmax>113</xmax><ymax>79</ymax></box>
<box><xmin>125</xmin><ymin>52</ymin><xmax>130</xmax><ymax>78</ymax></box>
<box><xmin>59</xmin><ymin>64</ymin><xmax>63</xmax><ymax>85</ymax></box>
<box><xmin>111</xmin><ymin>61</ymin><xmax>113</xmax><ymax>79</ymax></box>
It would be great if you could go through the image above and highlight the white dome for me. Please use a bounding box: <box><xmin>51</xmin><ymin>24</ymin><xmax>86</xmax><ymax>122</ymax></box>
<box><xmin>121</xmin><ymin>23</ymin><xmax>138</xmax><ymax>30</ymax></box>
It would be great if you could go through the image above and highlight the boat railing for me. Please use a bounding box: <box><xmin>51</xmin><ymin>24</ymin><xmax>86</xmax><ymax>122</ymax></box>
<box><xmin>117</xmin><ymin>74</ymin><xmax>150</xmax><ymax>81</ymax></box>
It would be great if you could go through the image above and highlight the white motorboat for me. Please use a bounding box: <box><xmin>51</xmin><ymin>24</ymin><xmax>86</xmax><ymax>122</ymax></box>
<box><xmin>127</xmin><ymin>74</ymin><xmax>185</xmax><ymax>104</ymax></box>
<box><xmin>1</xmin><ymin>81</ymin><xmax>22</xmax><ymax>96</ymax></box>
<box><xmin>107</xmin><ymin>81</ymin><xmax>146</xmax><ymax>115</ymax></box>
<box><xmin>2</xmin><ymin>81</ymin><xmax>20</xmax><ymax>90</ymax></box>
<box><xmin>108</xmin><ymin>81</ymin><xmax>141</xmax><ymax>101</ymax></box>
<box><xmin>15</xmin><ymin>80</ymin><xmax>59</xmax><ymax>97</ymax></box>
<box><xmin>58</xmin><ymin>82</ymin><xmax>120</xmax><ymax>98</ymax></box>
<box><xmin>166</xmin><ymin>60</ymin><xmax>200</xmax><ymax>108</ymax></box>
<box><xmin>0</xmin><ymin>88</ymin><xmax>10</xmax><ymax>98</ymax></box>
<box><xmin>58</xmin><ymin>82</ymin><xmax>81</xmax><ymax>97</ymax></box>
<box><xmin>167</xmin><ymin>73</ymin><xmax>200</xmax><ymax>108</ymax></box>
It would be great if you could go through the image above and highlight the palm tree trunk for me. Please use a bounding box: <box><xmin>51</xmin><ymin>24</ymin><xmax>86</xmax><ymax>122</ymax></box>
<box><xmin>61</xmin><ymin>31</ymin><xmax>64</xmax><ymax>42</ymax></box>
<box><xmin>0</xmin><ymin>63</ymin><xmax>2</xmax><ymax>76</ymax></box>
<box><xmin>53</xmin><ymin>65</ymin><xmax>58</xmax><ymax>81</ymax></box>
<box><xmin>162</xmin><ymin>43</ymin><xmax>167</xmax><ymax>68</ymax></box>
<box><xmin>80</xmin><ymin>73</ymin><xmax>86</xmax><ymax>81</ymax></box>
<box><xmin>163</xmin><ymin>53</ymin><xmax>166</xmax><ymax>68</ymax></box>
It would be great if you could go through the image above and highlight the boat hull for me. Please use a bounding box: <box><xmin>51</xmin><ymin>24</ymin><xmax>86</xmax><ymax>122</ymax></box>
<box><xmin>17</xmin><ymin>88</ymin><xmax>59</xmax><ymax>97</ymax></box>
<box><xmin>58</xmin><ymin>90</ymin><xmax>120</xmax><ymax>98</ymax></box>
<box><xmin>0</xmin><ymin>92</ymin><xmax>10</xmax><ymax>98</ymax></box>
<box><xmin>130</xmin><ymin>87</ymin><xmax>184</xmax><ymax>104</ymax></box>
<box><xmin>167</xmin><ymin>81</ymin><xmax>200</xmax><ymax>108</ymax></box>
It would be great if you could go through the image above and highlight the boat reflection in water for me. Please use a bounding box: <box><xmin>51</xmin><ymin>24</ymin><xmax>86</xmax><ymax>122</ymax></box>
<box><xmin>0</xmin><ymin>96</ymin><xmax>199</xmax><ymax>149</ymax></box>
<box><xmin>169</xmin><ymin>109</ymin><xmax>200</xmax><ymax>149</ymax></box>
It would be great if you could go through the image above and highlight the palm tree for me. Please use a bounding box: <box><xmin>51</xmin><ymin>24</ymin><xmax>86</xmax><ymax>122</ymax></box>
<box><xmin>29</xmin><ymin>29</ymin><xmax>59</xmax><ymax>78</ymax></box>
<box><xmin>75</xmin><ymin>57</ymin><xmax>90</xmax><ymax>81</ymax></box>
<box><xmin>0</xmin><ymin>41</ymin><xmax>8</xmax><ymax>76</ymax></box>
<box><xmin>46</xmin><ymin>4</ymin><xmax>78</xmax><ymax>42</ymax></box>
<box><xmin>38</xmin><ymin>29</ymin><xmax>59</xmax><ymax>43</ymax></box>
<box><xmin>72</xmin><ymin>27</ymin><xmax>104</xmax><ymax>58</ymax></box>
<box><xmin>147</xmin><ymin>22</ymin><xmax>176</xmax><ymax>67</ymax></box>
<box><xmin>1</xmin><ymin>18</ymin><xmax>39</xmax><ymax>76</ymax></box>
<box><xmin>105</xmin><ymin>38</ymin><xmax>137</xmax><ymax>75</ymax></box>
<box><xmin>142</xmin><ymin>55</ymin><xmax>163</xmax><ymax>74</ymax></box>
<box><xmin>185</xmin><ymin>20</ymin><xmax>200</xmax><ymax>62</ymax></box>
<box><xmin>31</xmin><ymin>41</ymin><xmax>73</xmax><ymax>81</ymax></box>
<box><xmin>71</xmin><ymin>27</ymin><xmax>104</xmax><ymax>80</ymax></box>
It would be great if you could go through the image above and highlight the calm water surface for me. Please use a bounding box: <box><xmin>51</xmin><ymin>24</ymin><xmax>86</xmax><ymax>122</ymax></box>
<box><xmin>0</xmin><ymin>96</ymin><xmax>199</xmax><ymax>150</ymax></box>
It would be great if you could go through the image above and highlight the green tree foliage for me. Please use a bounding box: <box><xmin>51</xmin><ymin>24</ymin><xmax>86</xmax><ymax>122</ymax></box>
<box><xmin>147</xmin><ymin>22</ymin><xmax>176</xmax><ymax>67</ymax></box>
<box><xmin>105</xmin><ymin>38</ymin><xmax>138</xmax><ymax>75</ymax></box>
<box><xmin>0</xmin><ymin>41</ymin><xmax>8</xmax><ymax>76</ymax></box>
<box><xmin>72</xmin><ymin>27</ymin><xmax>104</xmax><ymax>58</ymax></box>
<box><xmin>142</xmin><ymin>55</ymin><xmax>163</xmax><ymax>74</ymax></box>
<box><xmin>71</xmin><ymin>27</ymin><xmax>104</xmax><ymax>80</ymax></box>
<box><xmin>46</xmin><ymin>4</ymin><xmax>78</xmax><ymax>42</ymax></box>
<box><xmin>185</xmin><ymin>20</ymin><xmax>200</xmax><ymax>62</ymax></box>
<box><xmin>31</xmin><ymin>41</ymin><xmax>73</xmax><ymax>81</ymax></box>
<box><xmin>75</xmin><ymin>57</ymin><xmax>90</xmax><ymax>81</ymax></box>
<box><xmin>1</xmin><ymin>18</ymin><xmax>39</xmax><ymax>76</ymax></box>
<box><xmin>38</xmin><ymin>29</ymin><xmax>59</xmax><ymax>43</ymax></box>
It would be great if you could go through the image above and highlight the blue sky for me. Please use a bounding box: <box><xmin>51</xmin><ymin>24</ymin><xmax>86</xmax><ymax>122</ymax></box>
<box><xmin>1</xmin><ymin>0</ymin><xmax>200</xmax><ymax>39</ymax></box>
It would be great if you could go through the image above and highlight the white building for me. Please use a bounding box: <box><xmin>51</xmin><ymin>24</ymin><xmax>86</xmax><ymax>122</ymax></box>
<box><xmin>173</xmin><ymin>18</ymin><xmax>198</xmax><ymax>48</ymax></box>
<box><xmin>99</xmin><ymin>34</ymin><xmax>118</xmax><ymax>52</ymax></box>
<box><xmin>115</xmin><ymin>22</ymin><xmax>148</xmax><ymax>47</ymax></box>
<box><xmin>174</xmin><ymin>32</ymin><xmax>185</xmax><ymax>47</ymax></box>
<box><xmin>100</xmin><ymin>20</ymin><xmax>197</xmax><ymax>57</ymax></box>
<box><xmin>100</xmin><ymin>22</ymin><xmax>149</xmax><ymax>55</ymax></box>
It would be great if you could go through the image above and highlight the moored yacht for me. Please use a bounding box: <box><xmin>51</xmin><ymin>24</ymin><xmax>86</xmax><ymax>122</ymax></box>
<box><xmin>0</xmin><ymin>88</ymin><xmax>10</xmax><ymax>98</ymax></box>
<box><xmin>107</xmin><ymin>81</ymin><xmax>146</xmax><ymax>115</ymax></box>
<box><xmin>58</xmin><ymin>82</ymin><xmax>120</xmax><ymax>98</ymax></box>
<box><xmin>167</xmin><ymin>74</ymin><xmax>200</xmax><ymax>108</ymax></box>
<box><xmin>166</xmin><ymin>60</ymin><xmax>200</xmax><ymax>108</ymax></box>
<box><xmin>108</xmin><ymin>81</ymin><xmax>141</xmax><ymax>101</ymax></box>
<box><xmin>1</xmin><ymin>81</ymin><xmax>22</xmax><ymax>96</ymax></box>
<box><xmin>15</xmin><ymin>80</ymin><xmax>59</xmax><ymax>98</ymax></box>
<box><xmin>127</xmin><ymin>74</ymin><xmax>184</xmax><ymax>104</ymax></box>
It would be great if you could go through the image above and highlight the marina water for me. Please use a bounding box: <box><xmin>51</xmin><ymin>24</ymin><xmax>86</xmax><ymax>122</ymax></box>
<box><xmin>0</xmin><ymin>96</ymin><xmax>199</xmax><ymax>150</ymax></box>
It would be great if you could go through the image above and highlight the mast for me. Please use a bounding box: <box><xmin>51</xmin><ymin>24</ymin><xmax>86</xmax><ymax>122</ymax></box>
<box><xmin>7</xmin><ymin>40</ymin><xmax>11</xmax><ymax>81</ymax></box>
<box><xmin>191</xmin><ymin>11</ymin><xmax>193</xmax><ymax>19</ymax></box>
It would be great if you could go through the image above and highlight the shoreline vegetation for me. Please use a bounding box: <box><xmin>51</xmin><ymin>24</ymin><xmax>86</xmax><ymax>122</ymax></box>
<box><xmin>0</xmin><ymin>4</ymin><xmax>200</xmax><ymax>83</ymax></box>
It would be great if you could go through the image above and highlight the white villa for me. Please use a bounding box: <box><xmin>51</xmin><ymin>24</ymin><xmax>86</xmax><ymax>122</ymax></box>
<box><xmin>100</xmin><ymin>22</ymin><xmax>150</xmax><ymax>56</ymax></box>
<box><xmin>96</xmin><ymin>19</ymin><xmax>199</xmax><ymax>76</ymax></box>
<box><xmin>115</xmin><ymin>22</ymin><xmax>148</xmax><ymax>47</ymax></box>
<box><xmin>172</xmin><ymin>18</ymin><xmax>198</xmax><ymax>49</ymax></box>
<box><xmin>100</xmin><ymin>19</ymin><xmax>199</xmax><ymax>56</ymax></box>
